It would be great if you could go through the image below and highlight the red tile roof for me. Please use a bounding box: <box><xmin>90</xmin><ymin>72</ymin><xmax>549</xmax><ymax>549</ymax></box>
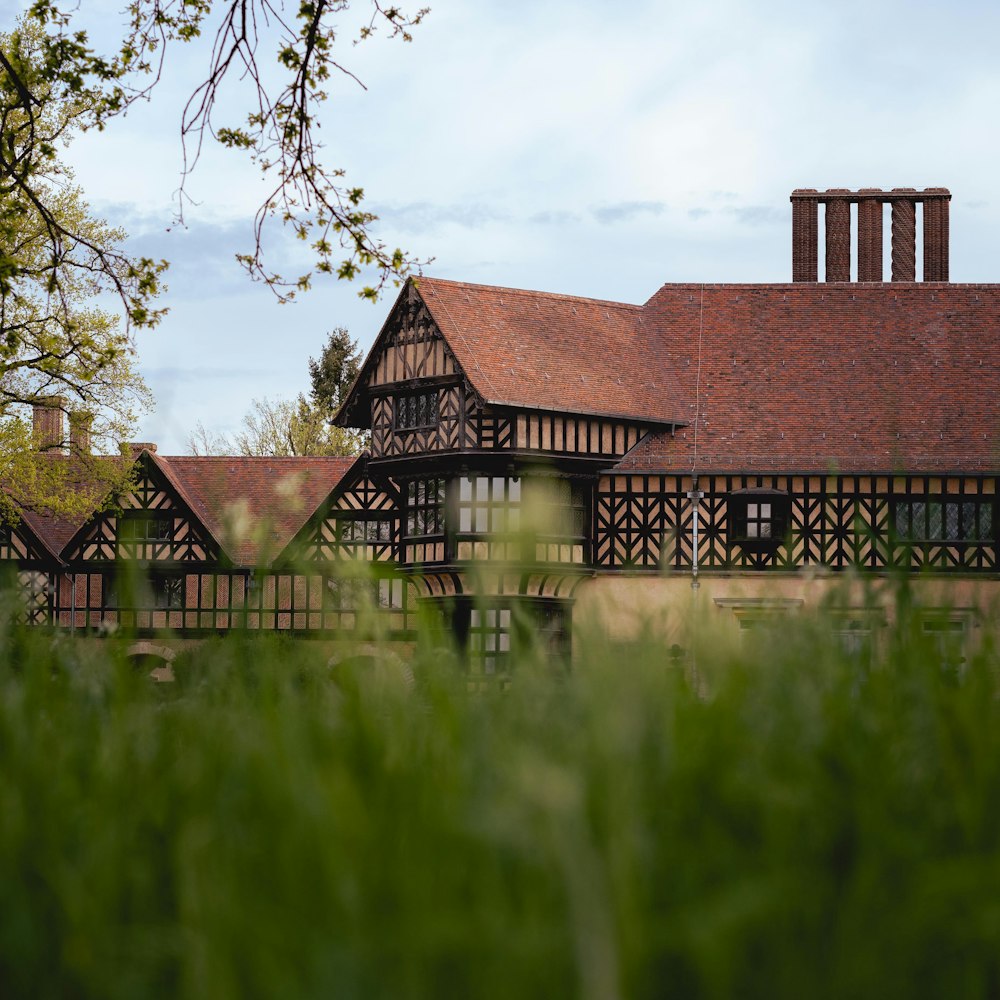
<box><xmin>13</xmin><ymin>507</ymin><xmax>75</xmax><ymax>563</ymax></box>
<box><xmin>154</xmin><ymin>455</ymin><xmax>356</xmax><ymax>566</ymax></box>
<box><xmin>404</xmin><ymin>277</ymin><xmax>685</xmax><ymax>424</ymax></box>
<box><xmin>5</xmin><ymin>455</ymin><xmax>132</xmax><ymax>562</ymax></box>
<box><xmin>615</xmin><ymin>283</ymin><xmax>1000</xmax><ymax>473</ymax></box>
<box><xmin>9</xmin><ymin>453</ymin><xmax>356</xmax><ymax>567</ymax></box>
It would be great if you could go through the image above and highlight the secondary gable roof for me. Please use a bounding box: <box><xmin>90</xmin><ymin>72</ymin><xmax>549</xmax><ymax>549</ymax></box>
<box><xmin>42</xmin><ymin>451</ymin><xmax>356</xmax><ymax>568</ymax></box>
<box><xmin>154</xmin><ymin>454</ymin><xmax>356</xmax><ymax>566</ymax></box>
<box><xmin>274</xmin><ymin>452</ymin><xmax>398</xmax><ymax>566</ymax></box>
<box><xmin>3</xmin><ymin>506</ymin><xmax>67</xmax><ymax>565</ymax></box>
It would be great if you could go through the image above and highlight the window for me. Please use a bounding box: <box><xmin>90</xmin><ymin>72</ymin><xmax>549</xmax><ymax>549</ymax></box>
<box><xmin>454</xmin><ymin>475</ymin><xmax>589</xmax><ymax>563</ymax></box>
<box><xmin>152</xmin><ymin>575</ymin><xmax>184</xmax><ymax>609</ymax></box>
<box><xmin>457</xmin><ymin>475</ymin><xmax>521</xmax><ymax>534</ymax></box>
<box><xmin>405</xmin><ymin>479</ymin><xmax>446</xmax><ymax>538</ymax></box>
<box><xmin>325</xmin><ymin>577</ymin><xmax>369</xmax><ymax>610</ymax></box>
<box><xmin>918</xmin><ymin>611</ymin><xmax>975</xmax><ymax>676</ymax></box>
<box><xmin>829</xmin><ymin>608</ymin><xmax>886</xmax><ymax>664</ymax></box>
<box><xmin>324</xmin><ymin>576</ymin><xmax>404</xmax><ymax>610</ymax></box>
<box><xmin>468</xmin><ymin>607</ymin><xmax>512</xmax><ymax>675</ymax></box>
<box><xmin>894</xmin><ymin>499</ymin><xmax>993</xmax><ymax>542</ymax></box>
<box><xmin>377</xmin><ymin>578</ymin><xmax>405</xmax><ymax>610</ymax></box>
<box><xmin>394</xmin><ymin>391</ymin><xmax>439</xmax><ymax>431</ymax></box>
<box><xmin>728</xmin><ymin>490</ymin><xmax>789</xmax><ymax>547</ymax></box>
<box><xmin>461</xmin><ymin>599</ymin><xmax>570</xmax><ymax>676</ymax></box>
<box><xmin>525</xmin><ymin>478</ymin><xmax>588</xmax><ymax>539</ymax></box>
<box><xmin>103</xmin><ymin>573</ymin><xmax>183</xmax><ymax>609</ymax></box>
<box><xmin>119</xmin><ymin>513</ymin><xmax>172</xmax><ymax>543</ymax></box>
<box><xmin>340</xmin><ymin>519</ymin><xmax>393</xmax><ymax>543</ymax></box>
<box><xmin>103</xmin><ymin>575</ymin><xmax>118</xmax><ymax>609</ymax></box>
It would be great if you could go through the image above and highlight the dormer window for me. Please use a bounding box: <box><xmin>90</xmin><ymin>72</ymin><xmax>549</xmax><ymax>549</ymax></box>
<box><xmin>394</xmin><ymin>391</ymin><xmax>439</xmax><ymax>431</ymax></box>
<box><xmin>119</xmin><ymin>512</ymin><xmax>172</xmax><ymax>543</ymax></box>
<box><xmin>729</xmin><ymin>489</ymin><xmax>789</xmax><ymax>548</ymax></box>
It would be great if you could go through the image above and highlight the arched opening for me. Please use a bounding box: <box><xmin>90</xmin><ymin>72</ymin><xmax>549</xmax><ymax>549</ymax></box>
<box><xmin>328</xmin><ymin>645</ymin><xmax>413</xmax><ymax>693</ymax></box>
<box><xmin>126</xmin><ymin>641</ymin><xmax>177</xmax><ymax>682</ymax></box>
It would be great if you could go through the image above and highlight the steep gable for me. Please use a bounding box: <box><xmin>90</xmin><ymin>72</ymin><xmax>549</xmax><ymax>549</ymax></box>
<box><xmin>416</xmin><ymin>277</ymin><xmax>686</xmax><ymax>425</ymax></box>
<box><xmin>278</xmin><ymin>454</ymin><xmax>400</xmax><ymax>565</ymax></box>
<box><xmin>338</xmin><ymin>277</ymin><xmax>686</xmax><ymax>430</ymax></box>
<box><xmin>61</xmin><ymin>452</ymin><xmax>221</xmax><ymax>564</ymax></box>
<box><xmin>0</xmin><ymin>510</ymin><xmax>61</xmax><ymax>568</ymax></box>
<box><xmin>338</xmin><ymin>282</ymin><xmax>464</xmax><ymax>429</ymax></box>
<box><xmin>157</xmin><ymin>455</ymin><xmax>356</xmax><ymax>566</ymax></box>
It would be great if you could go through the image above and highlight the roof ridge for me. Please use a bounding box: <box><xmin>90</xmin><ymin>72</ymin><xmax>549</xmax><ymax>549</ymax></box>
<box><xmin>161</xmin><ymin>455</ymin><xmax>356</xmax><ymax>462</ymax></box>
<box><xmin>416</xmin><ymin>275</ymin><xmax>641</xmax><ymax>310</ymax></box>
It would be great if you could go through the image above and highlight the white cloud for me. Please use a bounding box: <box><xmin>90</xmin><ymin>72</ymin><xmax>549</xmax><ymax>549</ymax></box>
<box><xmin>5</xmin><ymin>0</ymin><xmax>998</xmax><ymax>451</ymax></box>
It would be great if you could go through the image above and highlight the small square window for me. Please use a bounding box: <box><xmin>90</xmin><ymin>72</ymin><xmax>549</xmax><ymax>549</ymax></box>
<box><xmin>729</xmin><ymin>490</ymin><xmax>788</xmax><ymax>548</ymax></box>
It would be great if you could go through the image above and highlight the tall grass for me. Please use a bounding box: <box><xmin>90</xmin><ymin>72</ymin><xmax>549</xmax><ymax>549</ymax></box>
<box><xmin>1</xmin><ymin>586</ymin><xmax>999</xmax><ymax>999</ymax></box>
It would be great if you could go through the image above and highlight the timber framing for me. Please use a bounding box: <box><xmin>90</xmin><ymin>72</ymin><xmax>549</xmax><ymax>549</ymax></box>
<box><xmin>3</xmin><ymin>186</ymin><xmax>998</xmax><ymax>664</ymax></box>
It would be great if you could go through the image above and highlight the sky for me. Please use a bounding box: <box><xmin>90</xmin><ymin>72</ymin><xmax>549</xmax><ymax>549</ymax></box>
<box><xmin>5</xmin><ymin>0</ymin><xmax>1000</xmax><ymax>453</ymax></box>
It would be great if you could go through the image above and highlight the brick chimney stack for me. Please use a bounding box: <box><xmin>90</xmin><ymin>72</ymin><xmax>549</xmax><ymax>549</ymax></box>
<box><xmin>857</xmin><ymin>189</ymin><xmax>883</xmax><ymax>282</ymax></box>
<box><xmin>32</xmin><ymin>397</ymin><xmax>67</xmax><ymax>451</ymax></box>
<box><xmin>824</xmin><ymin>191</ymin><xmax>852</xmax><ymax>282</ymax></box>
<box><xmin>922</xmin><ymin>188</ymin><xmax>950</xmax><ymax>282</ymax></box>
<box><xmin>890</xmin><ymin>189</ymin><xmax>917</xmax><ymax>282</ymax></box>
<box><xmin>791</xmin><ymin>190</ymin><xmax>819</xmax><ymax>282</ymax></box>
<box><xmin>69</xmin><ymin>411</ymin><xmax>94</xmax><ymax>455</ymax></box>
<box><xmin>790</xmin><ymin>187</ymin><xmax>951</xmax><ymax>283</ymax></box>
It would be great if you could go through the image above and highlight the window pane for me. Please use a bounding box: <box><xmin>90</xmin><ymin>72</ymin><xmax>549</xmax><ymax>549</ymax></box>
<box><xmin>945</xmin><ymin>503</ymin><xmax>960</xmax><ymax>540</ymax></box>
<box><xmin>895</xmin><ymin>502</ymin><xmax>910</xmax><ymax>537</ymax></box>
<box><xmin>928</xmin><ymin>503</ymin><xmax>943</xmax><ymax>540</ymax></box>
<box><xmin>747</xmin><ymin>503</ymin><xmax>758</xmax><ymax>518</ymax></box>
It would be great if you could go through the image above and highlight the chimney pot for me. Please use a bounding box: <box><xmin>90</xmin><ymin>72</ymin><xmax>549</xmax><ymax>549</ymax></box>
<box><xmin>858</xmin><ymin>195</ymin><xmax>884</xmax><ymax>282</ymax></box>
<box><xmin>69</xmin><ymin>411</ymin><xmax>94</xmax><ymax>455</ymax></box>
<box><xmin>32</xmin><ymin>397</ymin><xmax>67</xmax><ymax>452</ymax></box>
<box><xmin>891</xmin><ymin>197</ymin><xmax>917</xmax><ymax>282</ymax></box>
<box><xmin>825</xmin><ymin>197</ymin><xmax>851</xmax><ymax>282</ymax></box>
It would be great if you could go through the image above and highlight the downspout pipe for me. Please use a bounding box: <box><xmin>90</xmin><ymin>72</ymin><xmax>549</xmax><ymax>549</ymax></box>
<box><xmin>687</xmin><ymin>482</ymin><xmax>704</xmax><ymax>591</ymax></box>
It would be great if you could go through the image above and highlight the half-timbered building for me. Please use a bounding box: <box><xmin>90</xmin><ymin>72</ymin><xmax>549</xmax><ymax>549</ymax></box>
<box><xmin>3</xmin><ymin>186</ymin><xmax>998</xmax><ymax>671</ymax></box>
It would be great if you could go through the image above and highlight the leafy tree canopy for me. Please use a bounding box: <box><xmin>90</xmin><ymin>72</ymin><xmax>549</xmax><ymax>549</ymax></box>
<box><xmin>308</xmin><ymin>325</ymin><xmax>363</xmax><ymax>416</ymax></box>
<box><xmin>1</xmin><ymin>19</ymin><xmax>156</xmax><ymax>522</ymax></box>
<box><xmin>16</xmin><ymin>0</ymin><xmax>430</xmax><ymax>303</ymax></box>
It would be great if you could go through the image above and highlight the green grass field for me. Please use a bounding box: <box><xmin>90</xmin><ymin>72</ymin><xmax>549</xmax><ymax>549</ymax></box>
<box><xmin>2</xmin><ymin>584</ymin><xmax>999</xmax><ymax>999</ymax></box>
